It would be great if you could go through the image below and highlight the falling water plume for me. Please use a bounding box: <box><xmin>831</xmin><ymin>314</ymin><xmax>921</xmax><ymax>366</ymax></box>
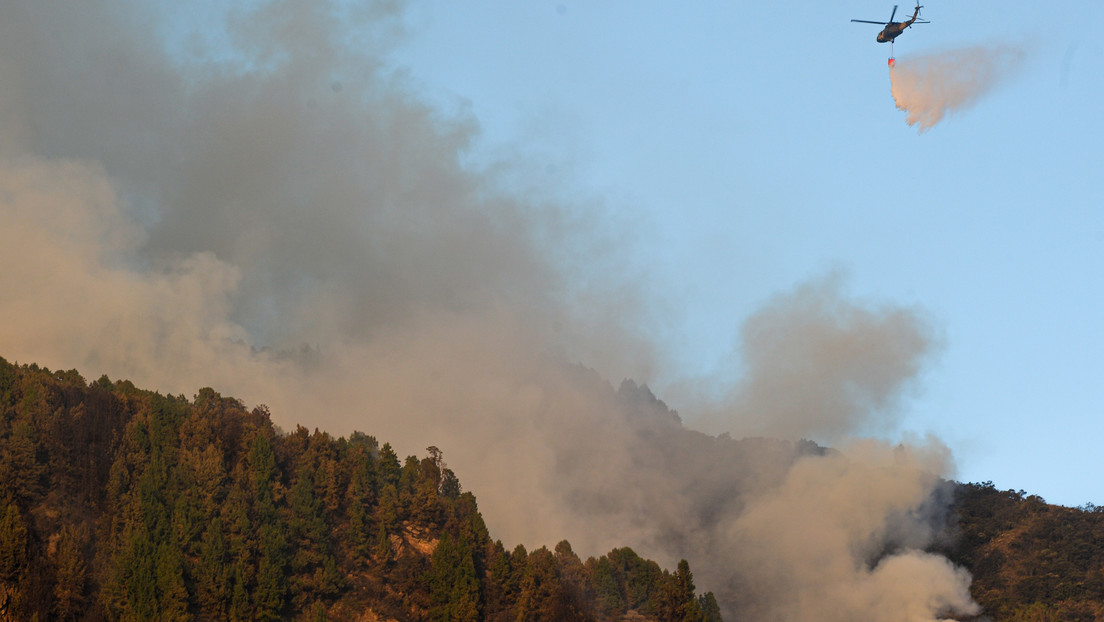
<box><xmin>889</xmin><ymin>44</ymin><xmax>1030</xmax><ymax>132</ymax></box>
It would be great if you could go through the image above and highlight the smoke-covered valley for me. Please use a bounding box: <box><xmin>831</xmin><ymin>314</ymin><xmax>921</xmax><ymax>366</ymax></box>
<box><xmin>0</xmin><ymin>1</ymin><xmax>979</xmax><ymax>618</ymax></box>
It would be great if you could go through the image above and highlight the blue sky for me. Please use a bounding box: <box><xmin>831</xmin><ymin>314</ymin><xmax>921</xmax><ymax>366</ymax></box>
<box><xmin>385</xmin><ymin>1</ymin><xmax>1104</xmax><ymax>506</ymax></box>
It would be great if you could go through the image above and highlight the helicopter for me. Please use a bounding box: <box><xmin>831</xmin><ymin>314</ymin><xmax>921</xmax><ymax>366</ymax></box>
<box><xmin>851</xmin><ymin>3</ymin><xmax>928</xmax><ymax>58</ymax></box>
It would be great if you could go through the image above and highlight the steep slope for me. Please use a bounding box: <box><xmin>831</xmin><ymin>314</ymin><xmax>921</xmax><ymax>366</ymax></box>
<box><xmin>0</xmin><ymin>358</ymin><xmax>720</xmax><ymax>621</ymax></box>
<box><xmin>943</xmin><ymin>482</ymin><xmax>1104</xmax><ymax>621</ymax></box>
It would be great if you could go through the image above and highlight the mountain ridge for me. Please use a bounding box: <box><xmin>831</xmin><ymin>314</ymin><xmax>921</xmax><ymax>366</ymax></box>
<box><xmin>0</xmin><ymin>357</ymin><xmax>721</xmax><ymax>621</ymax></box>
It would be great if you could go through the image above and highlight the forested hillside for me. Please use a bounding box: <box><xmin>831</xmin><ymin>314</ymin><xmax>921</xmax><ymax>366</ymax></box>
<box><xmin>5</xmin><ymin>355</ymin><xmax>1104</xmax><ymax>622</ymax></box>
<box><xmin>0</xmin><ymin>358</ymin><xmax>721</xmax><ymax>621</ymax></box>
<box><xmin>944</xmin><ymin>482</ymin><xmax>1104</xmax><ymax>621</ymax></box>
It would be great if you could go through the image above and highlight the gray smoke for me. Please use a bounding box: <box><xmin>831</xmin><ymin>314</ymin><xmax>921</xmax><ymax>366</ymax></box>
<box><xmin>701</xmin><ymin>274</ymin><xmax>938</xmax><ymax>443</ymax></box>
<box><xmin>0</xmin><ymin>1</ymin><xmax>978</xmax><ymax>619</ymax></box>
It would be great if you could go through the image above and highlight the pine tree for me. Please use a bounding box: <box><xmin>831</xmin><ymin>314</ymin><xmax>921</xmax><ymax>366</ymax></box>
<box><xmin>228</xmin><ymin>562</ymin><xmax>251</xmax><ymax>622</ymax></box>
<box><xmin>590</xmin><ymin>556</ymin><xmax>624</xmax><ymax>615</ymax></box>
<box><xmin>254</xmin><ymin>523</ymin><xmax>289</xmax><ymax>620</ymax></box>
<box><xmin>377</xmin><ymin>483</ymin><xmax>401</xmax><ymax>532</ymax></box>
<box><xmin>52</xmin><ymin>524</ymin><xmax>87</xmax><ymax>621</ymax></box>
<box><xmin>117</xmin><ymin>526</ymin><xmax>158</xmax><ymax>621</ymax></box>
<box><xmin>247</xmin><ymin>433</ymin><xmax>279</xmax><ymax>522</ymax></box>
<box><xmin>430</xmin><ymin>533</ymin><xmax>481</xmax><ymax>622</ymax></box>
<box><xmin>0</xmin><ymin>501</ymin><xmax>28</xmax><ymax>582</ymax></box>
<box><xmin>195</xmin><ymin>517</ymin><xmax>229</xmax><ymax>618</ymax></box>
<box><xmin>698</xmin><ymin>592</ymin><xmax>723</xmax><ymax>622</ymax></box>
<box><xmin>673</xmin><ymin>559</ymin><xmax>702</xmax><ymax>622</ymax></box>
<box><xmin>482</xmin><ymin>540</ymin><xmax>513</xmax><ymax>619</ymax></box>
<box><xmin>288</xmin><ymin>464</ymin><xmax>327</xmax><ymax>579</ymax></box>
<box><xmin>154</xmin><ymin>541</ymin><xmax>190</xmax><ymax>621</ymax></box>
<box><xmin>430</xmin><ymin>532</ymin><xmax>458</xmax><ymax>621</ymax></box>
<box><xmin>346</xmin><ymin>451</ymin><xmax>377</xmax><ymax>561</ymax></box>
<box><xmin>377</xmin><ymin>443</ymin><xmax>401</xmax><ymax>490</ymax></box>
<box><xmin>553</xmin><ymin>540</ymin><xmax>590</xmax><ymax>617</ymax></box>
<box><xmin>0</xmin><ymin>424</ymin><xmax>45</xmax><ymax>504</ymax></box>
<box><xmin>375</xmin><ymin>522</ymin><xmax>393</xmax><ymax>563</ymax></box>
<box><xmin>516</xmin><ymin>547</ymin><xmax>575</xmax><ymax>622</ymax></box>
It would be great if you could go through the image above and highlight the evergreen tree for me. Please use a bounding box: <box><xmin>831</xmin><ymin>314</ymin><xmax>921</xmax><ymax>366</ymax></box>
<box><xmin>430</xmin><ymin>532</ymin><xmax>481</xmax><ymax>622</ymax></box>
<box><xmin>346</xmin><ymin>449</ymin><xmax>377</xmax><ymax>561</ymax></box>
<box><xmin>184</xmin><ymin>443</ymin><xmax>228</xmax><ymax>521</ymax></box>
<box><xmin>246</xmin><ymin>433</ymin><xmax>279</xmax><ymax>522</ymax></box>
<box><xmin>254</xmin><ymin>523</ymin><xmax>289</xmax><ymax>620</ymax></box>
<box><xmin>672</xmin><ymin>559</ymin><xmax>702</xmax><ymax>622</ymax></box>
<box><xmin>0</xmin><ymin>500</ymin><xmax>28</xmax><ymax>582</ymax></box>
<box><xmin>288</xmin><ymin>464</ymin><xmax>328</xmax><ymax>572</ymax></box>
<box><xmin>317</xmin><ymin>455</ymin><xmax>345</xmax><ymax>518</ymax></box>
<box><xmin>553</xmin><ymin>540</ymin><xmax>591</xmax><ymax>616</ymax></box>
<box><xmin>481</xmin><ymin>540</ymin><xmax>512</xmax><ymax>619</ymax></box>
<box><xmin>377</xmin><ymin>443</ymin><xmax>401</xmax><ymax>489</ymax></box>
<box><xmin>698</xmin><ymin>592</ymin><xmax>723</xmax><ymax>622</ymax></box>
<box><xmin>507</xmin><ymin>543</ymin><xmax>528</xmax><ymax>602</ymax></box>
<box><xmin>195</xmin><ymin>517</ymin><xmax>229</xmax><ymax>618</ymax></box>
<box><xmin>154</xmin><ymin>541</ymin><xmax>190</xmax><ymax>621</ymax></box>
<box><xmin>52</xmin><ymin>524</ymin><xmax>87</xmax><ymax>621</ymax></box>
<box><xmin>413</xmin><ymin>476</ymin><xmax>444</xmax><ymax>527</ymax></box>
<box><xmin>375</xmin><ymin>522</ymin><xmax>393</xmax><ymax>563</ymax></box>
<box><xmin>516</xmin><ymin>547</ymin><xmax>576</xmax><ymax>622</ymax></box>
<box><xmin>228</xmin><ymin>561</ymin><xmax>251</xmax><ymax>622</ymax></box>
<box><xmin>377</xmin><ymin>483</ymin><xmax>401</xmax><ymax>532</ymax></box>
<box><xmin>0</xmin><ymin>423</ymin><xmax>45</xmax><ymax>504</ymax></box>
<box><xmin>590</xmin><ymin>556</ymin><xmax>624</xmax><ymax>615</ymax></box>
<box><xmin>603</xmin><ymin>547</ymin><xmax>664</xmax><ymax>614</ymax></box>
<box><xmin>115</xmin><ymin>526</ymin><xmax>159</xmax><ymax>620</ymax></box>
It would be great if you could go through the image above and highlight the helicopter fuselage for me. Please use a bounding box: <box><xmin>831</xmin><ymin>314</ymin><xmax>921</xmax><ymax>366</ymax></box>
<box><xmin>876</xmin><ymin>22</ymin><xmax>908</xmax><ymax>43</ymax></box>
<box><xmin>854</xmin><ymin>4</ymin><xmax>926</xmax><ymax>45</ymax></box>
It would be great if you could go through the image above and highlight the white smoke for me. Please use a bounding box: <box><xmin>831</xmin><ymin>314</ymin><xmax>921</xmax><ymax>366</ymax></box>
<box><xmin>890</xmin><ymin>43</ymin><xmax>1031</xmax><ymax>132</ymax></box>
<box><xmin>722</xmin><ymin>439</ymin><xmax>980</xmax><ymax>621</ymax></box>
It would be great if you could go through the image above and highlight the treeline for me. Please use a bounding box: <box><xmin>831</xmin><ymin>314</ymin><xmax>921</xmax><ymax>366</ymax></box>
<box><xmin>0</xmin><ymin>357</ymin><xmax>720</xmax><ymax>621</ymax></box>
<box><xmin>944</xmin><ymin>482</ymin><xmax>1104</xmax><ymax>621</ymax></box>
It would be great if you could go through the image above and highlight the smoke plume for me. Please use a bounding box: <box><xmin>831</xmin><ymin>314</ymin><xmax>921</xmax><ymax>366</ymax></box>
<box><xmin>706</xmin><ymin>274</ymin><xmax>938</xmax><ymax>443</ymax></box>
<box><xmin>890</xmin><ymin>43</ymin><xmax>1031</xmax><ymax>132</ymax></box>
<box><xmin>0</xmin><ymin>1</ymin><xmax>979</xmax><ymax>619</ymax></box>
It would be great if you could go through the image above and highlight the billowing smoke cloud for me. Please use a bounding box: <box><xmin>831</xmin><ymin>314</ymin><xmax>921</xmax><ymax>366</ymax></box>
<box><xmin>721</xmin><ymin>439</ymin><xmax>979</xmax><ymax>620</ymax></box>
<box><xmin>890</xmin><ymin>43</ymin><xmax>1031</xmax><ymax>132</ymax></box>
<box><xmin>0</xmin><ymin>1</ymin><xmax>978</xmax><ymax>619</ymax></box>
<box><xmin>706</xmin><ymin>274</ymin><xmax>938</xmax><ymax>443</ymax></box>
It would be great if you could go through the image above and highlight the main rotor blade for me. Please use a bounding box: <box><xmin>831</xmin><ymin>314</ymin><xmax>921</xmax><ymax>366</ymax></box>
<box><xmin>889</xmin><ymin>5</ymin><xmax>898</xmax><ymax>22</ymax></box>
<box><xmin>851</xmin><ymin>19</ymin><xmax>888</xmax><ymax>24</ymax></box>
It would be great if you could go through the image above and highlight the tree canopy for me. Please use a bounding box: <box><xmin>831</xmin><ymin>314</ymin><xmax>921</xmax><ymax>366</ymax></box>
<box><xmin>0</xmin><ymin>357</ymin><xmax>720</xmax><ymax>621</ymax></box>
